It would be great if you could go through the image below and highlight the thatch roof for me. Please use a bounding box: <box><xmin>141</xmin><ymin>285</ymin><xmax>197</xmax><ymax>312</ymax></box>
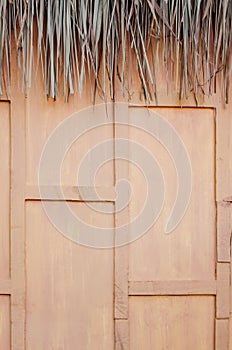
<box><xmin>0</xmin><ymin>1</ymin><xmax>232</xmax><ymax>103</ymax></box>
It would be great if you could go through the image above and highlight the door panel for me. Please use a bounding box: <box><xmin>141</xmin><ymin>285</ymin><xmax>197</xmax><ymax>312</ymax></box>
<box><xmin>26</xmin><ymin>201</ymin><xmax>114</xmax><ymax>350</ymax></box>
<box><xmin>129</xmin><ymin>296</ymin><xmax>215</xmax><ymax>350</ymax></box>
<box><xmin>26</xmin><ymin>101</ymin><xmax>114</xmax><ymax>187</ymax></box>
<box><xmin>128</xmin><ymin>107</ymin><xmax>215</xmax><ymax>281</ymax></box>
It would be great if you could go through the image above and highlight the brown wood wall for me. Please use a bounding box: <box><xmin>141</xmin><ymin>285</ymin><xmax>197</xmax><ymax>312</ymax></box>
<box><xmin>0</xmin><ymin>54</ymin><xmax>232</xmax><ymax>349</ymax></box>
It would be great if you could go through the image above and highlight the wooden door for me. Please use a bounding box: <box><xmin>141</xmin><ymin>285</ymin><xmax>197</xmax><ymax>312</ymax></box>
<box><xmin>6</xmin><ymin>71</ymin><xmax>117</xmax><ymax>349</ymax></box>
<box><xmin>1</xmin><ymin>80</ymin><xmax>232</xmax><ymax>349</ymax></box>
<box><xmin>116</xmin><ymin>107</ymin><xmax>223</xmax><ymax>349</ymax></box>
<box><xmin>114</xmin><ymin>104</ymin><xmax>232</xmax><ymax>350</ymax></box>
<box><xmin>25</xmin><ymin>101</ymin><xmax>115</xmax><ymax>349</ymax></box>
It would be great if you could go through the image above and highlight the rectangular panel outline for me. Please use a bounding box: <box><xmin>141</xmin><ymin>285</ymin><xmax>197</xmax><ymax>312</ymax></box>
<box><xmin>129</xmin><ymin>295</ymin><xmax>215</xmax><ymax>350</ymax></box>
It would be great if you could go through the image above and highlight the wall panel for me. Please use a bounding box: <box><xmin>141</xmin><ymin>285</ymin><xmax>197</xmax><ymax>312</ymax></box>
<box><xmin>129</xmin><ymin>296</ymin><xmax>215</xmax><ymax>350</ymax></box>
<box><xmin>26</xmin><ymin>201</ymin><xmax>114</xmax><ymax>350</ymax></box>
<box><xmin>129</xmin><ymin>107</ymin><xmax>215</xmax><ymax>281</ymax></box>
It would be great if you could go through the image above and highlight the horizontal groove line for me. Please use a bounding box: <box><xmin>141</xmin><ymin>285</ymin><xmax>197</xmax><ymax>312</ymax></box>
<box><xmin>25</xmin><ymin>185</ymin><xmax>116</xmax><ymax>202</ymax></box>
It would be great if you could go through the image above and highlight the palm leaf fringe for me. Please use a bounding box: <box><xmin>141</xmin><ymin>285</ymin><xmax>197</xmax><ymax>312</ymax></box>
<box><xmin>0</xmin><ymin>0</ymin><xmax>232</xmax><ymax>103</ymax></box>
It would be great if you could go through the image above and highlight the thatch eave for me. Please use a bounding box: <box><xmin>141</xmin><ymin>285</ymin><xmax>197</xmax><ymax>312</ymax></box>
<box><xmin>0</xmin><ymin>0</ymin><xmax>231</xmax><ymax>104</ymax></box>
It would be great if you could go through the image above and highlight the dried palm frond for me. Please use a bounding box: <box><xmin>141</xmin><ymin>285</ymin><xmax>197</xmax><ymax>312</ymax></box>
<box><xmin>0</xmin><ymin>0</ymin><xmax>231</xmax><ymax>103</ymax></box>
